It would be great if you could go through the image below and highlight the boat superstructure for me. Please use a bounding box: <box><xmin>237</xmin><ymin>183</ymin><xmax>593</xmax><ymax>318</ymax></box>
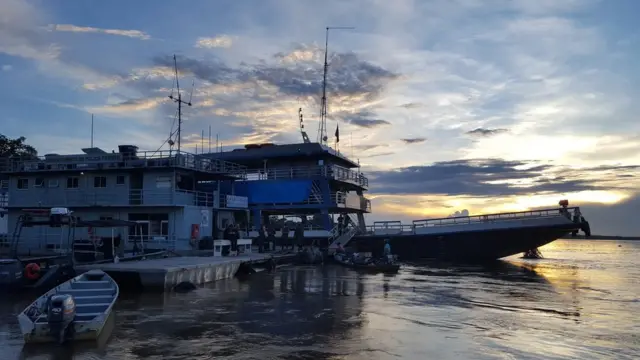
<box><xmin>0</xmin><ymin>145</ymin><xmax>248</xmax><ymax>254</ymax></box>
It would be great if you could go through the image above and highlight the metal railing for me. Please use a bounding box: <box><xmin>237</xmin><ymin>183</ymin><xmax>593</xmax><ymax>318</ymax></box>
<box><xmin>6</xmin><ymin>188</ymin><xmax>245</xmax><ymax>209</ymax></box>
<box><xmin>5</xmin><ymin>150</ymin><xmax>247</xmax><ymax>178</ymax></box>
<box><xmin>364</xmin><ymin>207</ymin><xmax>581</xmax><ymax>235</ymax></box>
<box><xmin>0</xmin><ymin>179</ymin><xmax>8</xmax><ymax>189</ymax></box>
<box><xmin>244</xmin><ymin>164</ymin><xmax>368</xmax><ymax>188</ymax></box>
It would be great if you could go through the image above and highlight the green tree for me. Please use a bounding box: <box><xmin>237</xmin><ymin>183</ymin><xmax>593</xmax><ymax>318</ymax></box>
<box><xmin>0</xmin><ymin>134</ymin><xmax>37</xmax><ymax>158</ymax></box>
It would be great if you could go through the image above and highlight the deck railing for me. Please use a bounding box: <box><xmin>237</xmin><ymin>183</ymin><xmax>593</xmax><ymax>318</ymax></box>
<box><xmin>365</xmin><ymin>207</ymin><xmax>581</xmax><ymax>235</ymax></box>
<box><xmin>5</xmin><ymin>150</ymin><xmax>247</xmax><ymax>178</ymax></box>
<box><xmin>6</xmin><ymin>188</ymin><xmax>246</xmax><ymax>209</ymax></box>
<box><xmin>244</xmin><ymin>164</ymin><xmax>368</xmax><ymax>188</ymax></box>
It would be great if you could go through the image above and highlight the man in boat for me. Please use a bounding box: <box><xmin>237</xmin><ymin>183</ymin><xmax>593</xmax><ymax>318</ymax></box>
<box><xmin>382</xmin><ymin>239</ymin><xmax>392</xmax><ymax>263</ymax></box>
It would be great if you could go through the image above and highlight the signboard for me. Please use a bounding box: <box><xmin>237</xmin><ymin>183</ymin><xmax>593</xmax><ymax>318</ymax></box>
<box><xmin>226</xmin><ymin>195</ymin><xmax>248</xmax><ymax>209</ymax></box>
<box><xmin>200</xmin><ymin>209</ymin><xmax>210</xmax><ymax>227</ymax></box>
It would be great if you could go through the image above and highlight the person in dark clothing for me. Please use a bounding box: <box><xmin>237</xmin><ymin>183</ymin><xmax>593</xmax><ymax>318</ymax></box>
<box><xmin>337</xmin><ymin>214</ymin><xmax>344</xmax><ymax>235</ymax></box>
<box><xmin>228</xmin><ymin>224</ymin><xmax>239</xmax><ymax>254</ymax></box>
<box><xmin>257</xmin><ymin>225</ymin><xmax>267</xmax><ymax>253</ymax></box>
<box><xmin>280</xmin><ymin>225</ymin><xmax>289</xmax><ymax>251</ymax></box>
<box><xmin>267</xmin><ymin>225</ymin><xmax>276</xmax><ymax>251</ymax></box>
<box><xmin>294</xmin><ymin>223</ymin><xmax>305</xmax><ymax>251</ymax></box>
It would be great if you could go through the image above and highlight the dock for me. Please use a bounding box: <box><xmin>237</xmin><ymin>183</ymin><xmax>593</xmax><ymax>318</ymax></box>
<box><xmin>76</xmin><ymin>253</ymin><xmax>297</xmax><ymax>291</ymax></box>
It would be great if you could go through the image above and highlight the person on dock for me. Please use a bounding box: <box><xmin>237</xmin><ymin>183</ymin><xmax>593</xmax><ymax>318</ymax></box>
<box><xmin>280</xmin><ymin>225</ymin><xmax>290</xmax><ymax>251</ymax></box>
<box><xmin>228</xmin><ymin>224</ymin><xmax>239</xmax><ymax>255</ymax></box>
<box><xmin>257</xmin><ymin>225</ymin><xmax>267</xmax><ymax>253</ymax></box>
<box><xmin>294</xmin><ymin>223</ymin><xmax>305</xmax><ymax>252</ymax></box>
<box><xmin>267</xmin><ymin>225</ymin><xmax>276</xmax><ymax>252</ymax></box>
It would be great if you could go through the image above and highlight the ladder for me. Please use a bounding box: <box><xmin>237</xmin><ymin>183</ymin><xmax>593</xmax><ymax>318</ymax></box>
<box><xmin>327</xmin><ymin>222</ymin><xmax>359</xmax><ymax>254</ymax></box>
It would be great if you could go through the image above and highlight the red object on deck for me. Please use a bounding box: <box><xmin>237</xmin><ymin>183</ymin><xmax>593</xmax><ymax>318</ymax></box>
<box><xmin>191</xmin><ymin>224</ymin><xmax>200</xmax><ymax>239</ymax></box>
<box><xmin>24</xmin><ymin>263</ymin><xmax>41</xmax><ymax>280</ymax></box>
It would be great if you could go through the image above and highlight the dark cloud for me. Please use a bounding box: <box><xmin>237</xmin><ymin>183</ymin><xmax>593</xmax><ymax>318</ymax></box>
<box><xmin>400</xmin><ymin>102</ymin><xmax>422</xmax><ymax>109</ymax></box>
<box><xmin>153</xmin><ymin>48</ymin><xmax>399</xmax><ymax>102</ymax></box>
<box><xmin>466</xmin><ymin>128</ymin><xmax>508</xmax><ymax>137</ymax></box>
<box><xmin>401</xmin><ymin>137</ymin><xmax>427</xmax><ymax>144</ymax></box>
<box><xmin>353</xmin><ymin>144</ymin><xmax>385</xmax><ymax>151</ymax></box>
<box><xmin>367</xmin><ymin>158</ymin><xmax>636</xmax><ymax>196</ymax></box>
<box><xmin>341</xmin><ymin>111</ymin><xmax>390</xmax><ymax>128</ymax></box>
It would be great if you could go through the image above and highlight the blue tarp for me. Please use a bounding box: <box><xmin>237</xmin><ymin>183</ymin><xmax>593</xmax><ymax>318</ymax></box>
<box><xmin>234</xmin><ymin>180</ymin><xmax>312</xmax><ymax>204</ymax></box>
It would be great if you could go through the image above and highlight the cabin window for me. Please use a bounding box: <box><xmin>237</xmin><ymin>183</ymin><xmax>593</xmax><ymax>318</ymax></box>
<box><xmin>34</xmin><ymin>178</ymin><xmax>45</xmax><ymax>187</ymax></box>
<box><xmin>17</xmin><ymin>178</ymin><xmax>28</xmax><ymax>189</ymax></box>
<box><xmin>94</xmin><ymin>176</ymin><xmax>107</xmax><ymax>188</ymax></box>
<box><xmin>156</xmin><ymin>176</ymin><xmax>172</xmax><ymax>189</ymax></box>
<box><xmin>66</xmin><ymin>177</ymin><xmax>79</xmax><ymax>189</ymax></box>
<box><xmin>48</xmin><ymin>179</ymin><xmax>59</xmax><ymax>188</ymax></box>
<box><xmin>116</xmin><ymin>175</ymin><xmax>125</xmax><ymax>185</ymax></box>
<box><xmin>99</xmin><ymin>215</ymin><xmax>114</xmax><ymax>221</ymax></box>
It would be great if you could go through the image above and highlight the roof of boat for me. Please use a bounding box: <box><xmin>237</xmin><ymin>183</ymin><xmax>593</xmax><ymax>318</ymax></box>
<box><xmin>204</xmin><ymin>142</ymin><xmax>360</xmax><ymax>168</ymax></box>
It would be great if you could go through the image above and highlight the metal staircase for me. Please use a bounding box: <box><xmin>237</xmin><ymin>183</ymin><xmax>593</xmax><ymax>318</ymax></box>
<box><xmin>327</xmin><ymin>222</ymin><xmax>359</xmax><ymax>254</ymax></box>
<box><xmin>309</xmin><ymin>180</ymin><xmax>323</xmax><ymax>204</ymax></box>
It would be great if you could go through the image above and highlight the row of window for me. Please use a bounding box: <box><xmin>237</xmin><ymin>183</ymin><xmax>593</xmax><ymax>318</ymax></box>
<box><xmin>16</xmin><ymin>175</ymin><xmax>126</xmax><ymax>190</ymax></box>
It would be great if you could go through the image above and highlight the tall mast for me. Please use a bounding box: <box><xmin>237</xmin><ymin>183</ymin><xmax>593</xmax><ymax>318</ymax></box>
<box><xmin>318</xmin><ymin>26</ymin><xmax>354</xmax><ymax>146</ymax></box>
<box><xmin>168</xmin><ymin>54</ymin><xmax>194</xmax><ymax>153</ymax></box>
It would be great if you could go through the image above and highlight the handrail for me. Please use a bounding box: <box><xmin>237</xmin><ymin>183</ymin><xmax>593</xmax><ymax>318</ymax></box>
<box><xmin>412</xmin><ymin>207</ymin><xmax>580</xmax><ymax>227</ymax></box>
<box><xmin>364</xmin><ymin>207</ymin><xmax>581</xmax><ymax>235</ymax></box>
<box><xmin>244</xmin><ymin>164</ymin><xmax>368</xmax><ymax>188</ymax></box>
<box><xmin>5</xmin><ymin>150</ymin><xmax>247</xmax><ymax>178</ymax></box>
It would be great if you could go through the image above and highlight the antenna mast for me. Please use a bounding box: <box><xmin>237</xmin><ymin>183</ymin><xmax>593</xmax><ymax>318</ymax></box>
<box><xmin>168</xmin><ymin>54</ymin><xmax>194</xmax><ymax>153</ymax></box>
<box><xmin>318</xmin><ymin>26</ymin><xmax>354</xmax><ymax>146</ymax></box>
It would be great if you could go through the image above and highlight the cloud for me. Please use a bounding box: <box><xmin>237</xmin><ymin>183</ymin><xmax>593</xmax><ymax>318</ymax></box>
<box><xmin>368</xmin><ymin>158</ymin><xmax>638</xmax><ymax>197</ymax></box>
<box><xmin>341</xmin><ymin>111</ymin><xmax>391</xmax><ymax>128</ymax></box>
<box><xmin>87</xmin><ymin>97</ymin><xmax>167</xmax><ymax>115</ymax></box>
<box><xmin>401</xmin><ymin>137</ymin><xmax>426</xmax><ymax>144</ymax></box>
<box><xmin>48</xmin><ymin>24</ymin><xmax>151</xmax><ymax>40</ymax></box>
<box><xmin>466</xmin><ymin>128</ymin><xmax>508</xmax><ymax>137</ymax></box>
<box><xmin>0</xmin><ymin>0</ymin><xmax>61</xmax><ymax>60</ymax></box>
<box><xmin>1</xmin><ymin>64</ymin><xmax>12</xmax><ymax>71</ymax></box>
<box><xmin>195</xmin><ymin>35</ymin><xmax>233</xmax><ymax>48</ymax></box>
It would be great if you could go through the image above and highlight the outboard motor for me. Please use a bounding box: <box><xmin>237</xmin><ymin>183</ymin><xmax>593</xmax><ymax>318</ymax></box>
<box><xmin>47</xmin><ymin>294</ymin><xmax>76</xmax><ymax>344</ymax></box>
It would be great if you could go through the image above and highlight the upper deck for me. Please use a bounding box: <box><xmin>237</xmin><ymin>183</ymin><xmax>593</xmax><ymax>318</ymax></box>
<box><xmin>206</xmin><ymin>142</ymin><xmax>368</xmax><ymax>189</ymax></box>
<box><xmin>2</xmin><ymin>146</ymin><xmax>247</xmax><ymax>180</ymax></box>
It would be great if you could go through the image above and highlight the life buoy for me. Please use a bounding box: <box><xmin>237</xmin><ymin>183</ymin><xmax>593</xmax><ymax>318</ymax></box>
<box><xmin>24</xmin><ymin>263</ymin><xmax>41</xmax><ymax>280</ymax></box>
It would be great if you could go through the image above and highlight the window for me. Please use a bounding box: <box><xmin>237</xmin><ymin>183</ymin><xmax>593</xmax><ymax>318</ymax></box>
<box><xmin>94</xmin><ymin>176</ymin><xmax>107</xmax><ymax>188</ymax></box>
<box><xmin>161</xmin><ymin>220</ymin><xmax>169</xmax><ymax>236</ymax></box>
<box><xmin>34</xmin><ymin>178</ymin><xmax>45</xmax><ymax>187</ymax></box>
<box><xmin>17</xmin><ymin>178</ymin><xmax>28</xmax><ymax>189</ymax></box>
<box><xmin>99</xmin><ymin>215</ymin><xmax>114</xmax><ymax>221</ymax></box>
<box><xmin>66</xmin><ymin>177</ymin><xmax>79</xmax><ymax>189</ymax></box>
<box><xmin>116</xmin><ymin>175</ymin><xmax>125</xmax><ymax>185</ymax></box>
<box><xmin>48</xmin><ymin>179</ymin><xmax>59</xmax><ymax>188</ymax></box>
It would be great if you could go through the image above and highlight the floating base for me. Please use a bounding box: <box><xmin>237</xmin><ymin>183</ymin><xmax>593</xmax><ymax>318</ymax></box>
<box><xmin>76</xmin><ymin>253</ymin><xmax>296</xmax><ymax>291</ymax></box>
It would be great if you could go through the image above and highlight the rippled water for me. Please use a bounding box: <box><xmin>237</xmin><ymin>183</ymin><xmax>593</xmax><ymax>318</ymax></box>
<box><xmin>1</xmin><ymin>239</ymin><xmax>639</xmax><ymax>359</ymax></box>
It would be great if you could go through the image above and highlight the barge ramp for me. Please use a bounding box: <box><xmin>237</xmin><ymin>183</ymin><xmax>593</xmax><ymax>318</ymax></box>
<box><xmin>76</xmin><ymin>253</ymin><xmax>297</xmax><ymax>291</ymax></box>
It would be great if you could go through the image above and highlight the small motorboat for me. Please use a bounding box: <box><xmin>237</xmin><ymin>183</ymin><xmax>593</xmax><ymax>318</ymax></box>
<box><xmin>333</xmin><ymin>253</ymin><xmax>401</xmax><ymax>273</ymax></box>
<box><xmin>17</xmin><ymin>269</ymin><xmax>119</xmax><ymax>344</ymax></box>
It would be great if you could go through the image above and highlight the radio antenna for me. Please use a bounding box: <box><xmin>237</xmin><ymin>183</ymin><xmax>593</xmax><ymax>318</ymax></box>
<box><xmin>317</xmin><ymin>26</ymin><xmax>354</xmax><ymax>146</ymax></box>
<box><xmin>167</xmin><ymin>54</ymin><xmax>194</xmax><ymax>152</ymax></box>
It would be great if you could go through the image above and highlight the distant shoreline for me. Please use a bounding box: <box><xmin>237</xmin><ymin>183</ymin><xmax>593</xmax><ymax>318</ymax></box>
<box><xmin>561</xmin><ymin>235</ymin><xmax>640</xmax><ymax>241</ymax></box>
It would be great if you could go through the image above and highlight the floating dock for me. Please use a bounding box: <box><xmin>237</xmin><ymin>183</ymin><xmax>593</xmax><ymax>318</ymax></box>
<box><xmin>76</xmin><ymin>253</ymin><xmax>297</xmax><ymax>291</ymax></box>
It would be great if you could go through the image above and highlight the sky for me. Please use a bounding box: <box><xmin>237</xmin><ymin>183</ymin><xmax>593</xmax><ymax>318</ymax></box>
<box><xmin>1</xmin><ymin>0</ymin><xmax>639</xmax><ymax>235</ymax></box>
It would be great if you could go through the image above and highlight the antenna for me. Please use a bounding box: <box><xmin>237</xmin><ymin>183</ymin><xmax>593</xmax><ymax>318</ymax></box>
<box><xmin>318</xmin><ymin>26</ymin><xmax>354</xmax><ymax>146</ymax></box>
<box><xmin>167</xmin><ymin>54</ymin><xmax>194</xmax><ymax>153</ymax></box>
<box><xmin>90</xmin><ymin>114</ymin><xmax>94</xmax><ymax>148</ymax></box>
<box><xmin>299</xmin><ymin>108</ymin><xmax>310</xmax><ymax>143</ymax></box>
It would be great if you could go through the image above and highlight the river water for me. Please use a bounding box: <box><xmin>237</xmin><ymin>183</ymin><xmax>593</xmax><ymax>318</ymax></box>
<box><xmin>1</xmin><ymin>239</ymin><xmax>639</xmax><ymax>359</ymax></box>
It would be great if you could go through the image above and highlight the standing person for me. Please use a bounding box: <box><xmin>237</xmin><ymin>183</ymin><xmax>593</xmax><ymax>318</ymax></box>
<box><xmin>257</xmin><ymin>225</ymin><xmax>267</xmax><ymax>253</ymax></box>
<box><xmin>267</xmin><ymin>225</ymin><xmax>276</xmax><ymax>252</ymax></box>
<box><xmin>280</xmin><ymin>225</ymin><xmax>290</xmax><ymax>251</ymax></box>
<box><xmin>337</xmin><ymin>214</ymin><xmax>344</xmax><ymax>236</ymax></box>
<box><xmin>294</xmin><ymin>222</ymin><xmax>305</xmax><ymax>252</ymax></box>
<box><xmin>229</xmin><ymin>224</ymin><xmax>239</xmax><ymax>255</ymax></box>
